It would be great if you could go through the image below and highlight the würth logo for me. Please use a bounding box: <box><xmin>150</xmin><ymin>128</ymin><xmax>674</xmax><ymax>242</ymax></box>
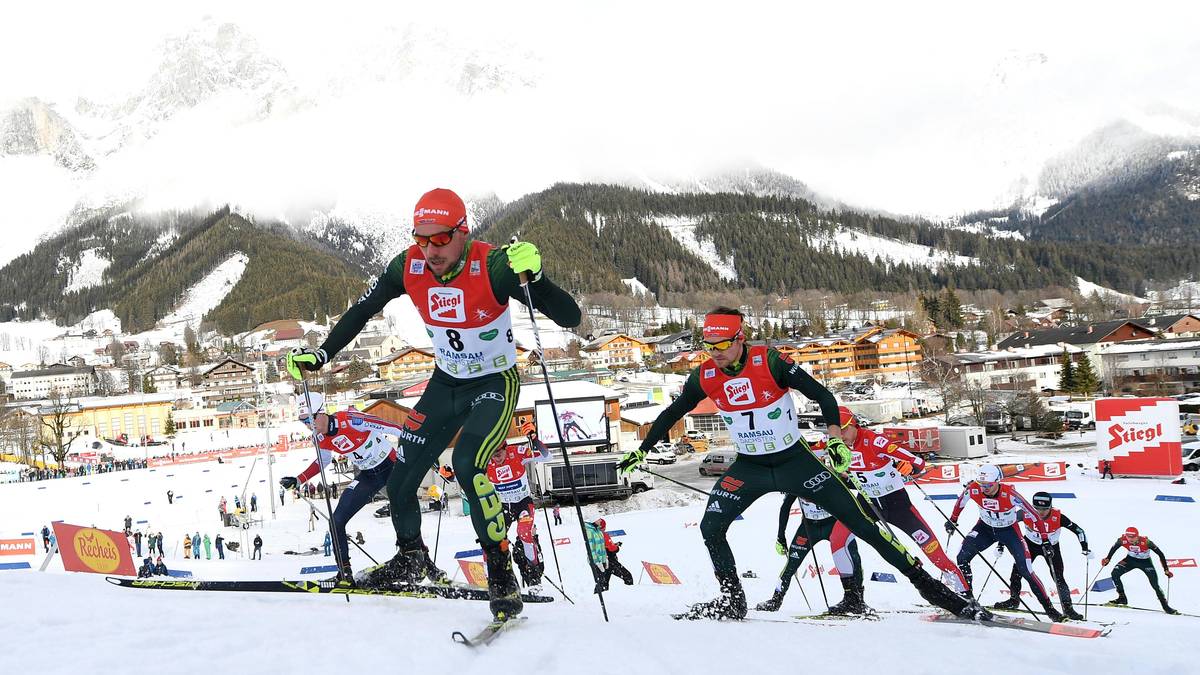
<box><xmin>719</xmin><ymin>476</ymin><xmax>743</xmax><ymax>492</ymax></box>
<box><xmin>428</xmin><ymin>288</ymin><xmax>465</xmax><ymax>323</ymax></box>
<box><xmin>723</xmin><ymin>378</ymin><xmax>755</xmax><ymax>405</ymax></box>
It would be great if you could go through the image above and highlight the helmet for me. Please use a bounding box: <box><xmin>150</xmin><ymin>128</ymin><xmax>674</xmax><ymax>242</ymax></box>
<box><xmin>1032</xmin><ymin>492</ymin><xmax>1052</xmax><ymax>509</ymax></box>
<box><xmin>837</xmin><ymin>406</ymin><xmax>859</xmax><ymax>429</ymax></box>
<box><xmin>413</xmin><ymin>188</ymin><xmax>467</xmax><ymax>230</ymax></box>
<box><xmin>595</xmin><ymin>518</ymin><xmax>606</xmax><ymax>530</ymax></box>
<box><xmin>297</xmin><ymin>392</ymin><xmax>325</xmax><ymax>420</ymax></box>
<box><xmin>1124</xmin><ymin>526</ymin><xmax>1139</xmax><ymax>538</ymax></box>
<box><xmin>977</xmin><ymin>464</ymin><xmax>1002</xmax><ymax>484</ymax></box>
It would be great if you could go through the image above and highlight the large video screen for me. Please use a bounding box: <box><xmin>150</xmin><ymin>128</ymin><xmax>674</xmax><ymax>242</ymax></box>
<box><xmin>535</xmin><ymin>396</ymin><xmax>610</xmax><ymax>448</ymax></box>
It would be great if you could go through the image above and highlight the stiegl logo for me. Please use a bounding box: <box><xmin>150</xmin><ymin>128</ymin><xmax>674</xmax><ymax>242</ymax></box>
<box><xmin>724</xmin><ymin>378</ymin><xmax>755</xmax><ymax>405</ymax></box>
<box><xmin>1108</xmin><ymin>423</ymin><xmax>1164</xmax><ymax>450</ymax></box>
<box><xmin>428</xmin><ymin>288</ymin><xmax>465</xmax><ymax>323</ymax></box>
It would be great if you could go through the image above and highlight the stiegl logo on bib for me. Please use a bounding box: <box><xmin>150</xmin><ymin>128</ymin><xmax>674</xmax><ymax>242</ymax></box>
<box><xmin>428</xmin><ymin>288</ymin><xmax>465</xmax><ymax>323</ymax></box>
<box><xmin>724</xmin><ymin>378</ymin><xmax>755</xmax><ymax>405</ymax></box>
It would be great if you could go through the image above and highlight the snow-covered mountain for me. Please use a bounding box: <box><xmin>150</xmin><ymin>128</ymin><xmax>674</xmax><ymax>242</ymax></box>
<box><xmin>0</xmin><ymin>98</ymin><xmax>94</xmax><ymax>171</ymax></box>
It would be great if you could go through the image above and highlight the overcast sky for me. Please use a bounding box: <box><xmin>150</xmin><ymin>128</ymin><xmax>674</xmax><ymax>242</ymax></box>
<box><xmin>2</xmin><ymin>0</ymin><xmax>1199</xmax><ymax>252</ymax></box>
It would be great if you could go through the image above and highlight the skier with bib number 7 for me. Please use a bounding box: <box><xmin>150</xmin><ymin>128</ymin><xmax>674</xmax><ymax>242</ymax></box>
<box><xmin>286</xmin><ymin>188</ymin><xmax>581</xmax><ymax>622</ymax></box>
<box><xmin>618</xmin><ymin>307</ymin><xmax>988</xmax><ymax>622</ymax></box>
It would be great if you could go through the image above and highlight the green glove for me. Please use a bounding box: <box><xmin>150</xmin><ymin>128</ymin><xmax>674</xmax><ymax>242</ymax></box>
<box><xmin>617</xmin><ymin>448</ymin><xmax>647</xmax><ymax>475</ymax></box>
<box><xmin>506</xmin><ymin>241</ymin><xmax>542</xmax><ymax>280</ymax></box>
<box><xmin>775</xmin><ymin>539</ymin><xmax>787</xmax><ymax>556</ymax></box>
<box><xmin>826</xmin><ymin>437</ymin><xmax>852</xmax><ymax>474</ymax></box>
<box><xmin>286</xmin><ymin>348</ymin><xmax>326</xmax><ymax>381</ymax></box>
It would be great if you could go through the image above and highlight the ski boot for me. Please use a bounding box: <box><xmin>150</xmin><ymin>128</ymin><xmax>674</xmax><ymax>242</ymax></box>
<box><xmin>903</xmin><ymin>564</ymin><xmax>993</xmax><ymax>621</ymax></box>
<box><xmin>1062</xmin><ymin>602</ymin><xmax>1085</xmax><ymax>621</ymax></box>
<box><xmin>991</xmin><ymin>597</ymin><xmax>1021</xmax><ymax>611</ymax></box>
<box><xmin>1164</xmin><ymin>606</ymin><xmax>1180</xmax><ymax>615</ymax></box>
<box><xmin>356</xmin><ymin>541</ymin><xmax>427</xmax><ymax>588</ymax></box>
<box><xmin>422</xmin><ymin>549</ymin><xmax>450</xmax><ymax>586</ymax></box>
<box><xmin>1042</xmin><ymin>605</ymin><xmax>1065</xmax><ymax>622</ymax></box>
<box><xmin>826</xmin><ymin>576</ymin><xmax>873</xmax><ymax>616</ymax></box>
<box><xmin>676</xmin><ymin>575</ymin><xmax>748</xmax><ymax>621</ymax></box>
<box><xmin>326</xmin><ymin>562</ymin><xmax>356</xmax><ymax>588</ymax></box>
<box><xmin>755</xmin><ymin>589</ymin><xmax>785</xmax><ymax>612</ymax></box>
<box><xmin>483</xmin><ymin>541</ymin><xmax>523</xmax><ymax>621</ymax></box>
<box><xmin>1104</xmin><ymin>595</ymin><xmax>1129</xmax><ymax>607</ymax></box>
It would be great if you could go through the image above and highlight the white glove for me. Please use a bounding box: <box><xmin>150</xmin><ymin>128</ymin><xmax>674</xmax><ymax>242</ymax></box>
<box><xmin>1083</xmin><ymin>550</ymin><xmax>1095</xmax><ymax>559</ymax></box>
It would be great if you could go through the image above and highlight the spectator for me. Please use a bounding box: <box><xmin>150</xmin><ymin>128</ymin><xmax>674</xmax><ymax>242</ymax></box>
<box><xmin>124</xmin><ymin>515</ymin><xmax>132</xmax><ymax>534</ymax></box>
<box><xmin>252</xmin><ymin>534</ymin><xmax>263</xmax><ymax>560</ymax></box>
<box><xmin>331</xmin><ymin>483</ymin><xmax>339</xmax><ymax>499</ymax></box>
<box><xmin>154</xmin><ymin>556</ymin><xmax>168</xmax><ymax>576</ymax></box>
<box><xmin>234</xmin><ymin>495</ymin><xmax>241</xmax><ymax>510</ymax></box>
<box><xmin>184</xmin><ymin>535</ymin><xmax>193</xmax><ymax>559</ymax></box>
<box><xmin>203</xmin><ymin>534</ymin><xmax>212</xmax><ymax>560</ymax></box>
<box><xmin>138</xmin><ymin>557</ymin><xmax>153</xmax><ymax>578</ymax></box>
<box><xmin>1101</xmin><ymin>460</ymin><xmax>1115</xmax><ymax>479</ymax></box>
<box><xmin>41</xmin><ymin>526</ymin><xmax>50</xmax><ymax>551</ymax></box>
<box><xmin>48</xmin><ymin>533</ymin><xmax>57</xmax><ymax>551</ymax></box>
<box><xmin>167</xmin><ymin>489</ymin><xmax>174</xmax><ymax>505</ymax></box>
<box><xmin>133</xmin><ymin>530</ymin><xmax>143</xmax><ymax>557</ymax></box>
<box><xmin>592</xmin><ymin>518</ymin><xmax>634</xmax><ymax>591</ymax></box>
<box><xmin>308</xmin><ymin>507</ymin><xmax>317</xmax><ymax>532</ymax></box>
<box><xmin>219</xmin><ymin>497</ymin><xmax>227</xmax><ymax>515</ymax></box>
<box><xmin>279</xmin><ymin>486</ymin><xmax>285</xmax><ymax>507</ymax></box>
<box><xmin>251</xmin><ymin>493</ymin><xmax>258</xmax><ymax>513</ymax></box>
<box><xmin>156</xmin><ymin>531</ymin><xmax>165</xmax><ymax>556</ymax></box>
<box><xmin>553</xmin><ymin>505</ymin><xmax>562</xmax><ymax>526</ymax></box>
<box><xmin>323</xmin><ymin>531</ymin><xmax>332</xmax><ymax>557</ymax></box>
<box><xmin>192</xmin><ymin>532</ymin><xmax>200</xmax><ymax>557</ymax></box>
<box><xmin>215</xmin><ymin>534</ymin><xmax>225</xmax><ymax>560</ymax></box>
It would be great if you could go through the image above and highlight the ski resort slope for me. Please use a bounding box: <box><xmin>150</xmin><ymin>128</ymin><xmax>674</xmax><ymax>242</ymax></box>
<box><xmin>1</xmin><ymin>453</ymin><xmax>1196</xmax><ymax>675</ymax></box>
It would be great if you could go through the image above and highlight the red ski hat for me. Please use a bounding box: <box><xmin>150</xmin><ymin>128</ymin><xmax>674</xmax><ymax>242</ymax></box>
<box><xmin>1124</xmin><ymin>526</ymin><xmax>1139</xmax><ymax>538</ymax></box>
<box><xmin>412</xmin><ymin>188</ymin><xmax>467</xmax><ymax>230</ymax></box>
<box><xmin>595</xmin><ymin>518</ymin><xmax>606</xmax><ymax>530</ymax></box>
<box><xmin>702</xmin><ymin>313</ymin><xmax>743</xmax><ymax>342</ymax></box>
<box><xmin>837</xmin><ymin>406</ymin><xmax>859</xmax><ymax>429</ymax></box>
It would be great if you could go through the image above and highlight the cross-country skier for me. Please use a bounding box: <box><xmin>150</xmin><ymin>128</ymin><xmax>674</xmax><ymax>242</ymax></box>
<box><xmin>618</xmin><ymin>308</ymin><xmax>986</xmax><ymax>621</ymax></box>
<box><xmin>485</xmin><ymin>422</ymin><xmax>551</xmax><ymax>588</ymax></box>
<box><xmin>756</xmin><ymin>492</ymin><xmax>865</xmax><ymax>614</ymax></box>
<box><xmin>279</xmin><ymin>392</ymin><xmax>433</xmax><ymax>583</ymax></box>
<box><xmin>835</xmin><ymin>407</ymin><xmax>969</xmax><ymax>592</ymax></box>
<box><xmin>947</xmin><ymin>465</ymin><xmax>1063</xmax><ymax>621</ymax></box>
<box><xmin>558</xmin><ymin>410</ymin><xmax>588</xmax><ymax>441</ymax></box>
<box><xmin>286</xmin><ymin>187</ymin><xmax>580</xmax><ymax>621</ymax></box>
<box><xmin>993</xmin><ymin>491</ymin><xmax>1089</xmax><ymax>619</ymax></box>
<box><xmin>1101</xmin><ymin>527</ymin><xmax>1179</xmax><ymax>614</ymax></box>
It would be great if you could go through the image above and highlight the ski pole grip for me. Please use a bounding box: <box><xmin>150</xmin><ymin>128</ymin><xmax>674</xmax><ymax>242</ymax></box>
<box><xmin>508</xmin><ymin>235</ymin><xmax>531</xmax><ymax>285</ymax></box>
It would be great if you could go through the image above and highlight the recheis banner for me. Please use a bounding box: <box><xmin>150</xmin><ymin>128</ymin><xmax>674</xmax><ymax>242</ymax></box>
<box><xmin>997</xmin><ymin>462</ymin><xmax>1067</xmax><ymax>482</ymax></box>
<box><xmin>1095</xmin><ymin>398</ymin><xmax>1182</xmax><ymax>477</ymax></box>
<box><xmin>51</xmin><ymin>523</ymin><xmax>136</xmax><ymax>576</ymax></box>
<box><xmin>0</xmin><ymin>538</ymin><xmax>36</xmax><ymax>556</ymax></box>
<box><xmin>458</xmin><ymin>559</ymin><xmax>488</xmax><ymax>587</ymax></box>
<box><xmin>641</xmin><ymin>561</ymin><xmax>681</xmax><ymax>584</ymax></box>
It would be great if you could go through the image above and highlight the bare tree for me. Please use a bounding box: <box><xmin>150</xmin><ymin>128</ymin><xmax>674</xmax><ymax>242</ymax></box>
<box><xmin>964</xmin><ymin>380</ymin><xmax>989</xmax><ymax>426</ymax></box>
<box><xmin>37</xmin><ymin>389</ymin><xmax>79</xmax><ymax>467</ymax></box>
<box><xmin>1</xmin><ymin>407</ymin><xmax>39</xmax><ymax>465</ymax></box>
<box><xmin>919</xmin><ymin>357</ymin><xmax>965</xmax><ymax>423</ymax></box>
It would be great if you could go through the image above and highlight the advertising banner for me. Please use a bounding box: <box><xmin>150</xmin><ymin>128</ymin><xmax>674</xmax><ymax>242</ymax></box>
<box><xmin>641</xmin><ymin>561</ymin><xmax>681</xmax><ymax>585</ymax></box>
<box><xmin>1095</xmin><ymin>398</ymin><xmax>1182</xmax><ymax>476</ymax></box>
<box><xmin>458</xmin><ymin>559</ymin><xmax>489</xmax><ymax>587</ymax></box>
<box><xmin>51</xmin><ymin>523</ymin><xmax>136</xmax><ymax>576</ymax></box>
<box><xmin>0</xmin><ymin>538</ymin><xmax>36</xmax><ymax>556</ymax></box>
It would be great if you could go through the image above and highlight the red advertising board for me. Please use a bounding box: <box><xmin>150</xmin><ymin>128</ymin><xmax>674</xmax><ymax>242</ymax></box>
<box><xmin>1095</xmin><ymin>398</ymin><xmax>1182</xmax><ymax>477</ymax></box>
<box><xmin>999</xmin><ymin>462</ymin><xmax>1068</xmax><ymax>482</ymax></box>
<box><xmin>51</xmin><ymin>523</ymin><xmax>136</xmax><ymax>576</ymax></box>
<box><xmin>641</xmin><ymin>561</ymin><xmax>682</xmax><ymax>585</ymax></box>
<box><xmin>0</xmin><ymin>538</ymin><xmax>36</xmax><ymax>556</ymax></box>
<box><xmin>913</xmin><ymin>463</ymin><xmax>961</xmax><ymax>484</ymax></box>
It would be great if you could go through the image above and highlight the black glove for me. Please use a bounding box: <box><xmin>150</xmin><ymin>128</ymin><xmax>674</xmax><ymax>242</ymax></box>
<box><xmin>280</xmin><ymin>476</ymin><xmax>298</xmax><ymax>490</ymax></box>
<box><xmin>944</xmin><ymin>520</ymin><xmax>957</xmax><ymax>536</ymax></box>
<box><xmin>1042</xmin><ymin>544</ymin><xmax>1056</xmax><ymax>561</ymax></box>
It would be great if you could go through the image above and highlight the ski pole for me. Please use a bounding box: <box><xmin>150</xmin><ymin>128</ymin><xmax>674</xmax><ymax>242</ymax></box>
<box><xmin>908</xmin><ymin>479</ymin><xmax>1042</xmax><ymax>620</ymax></box>
<box><xmin>513</xmin><ymin>243</ymin><xmax>609</xmax><ymax>622</ymax></box>
<box><xmin>1083</xmin><ymin>553</ymin><xmax>1091</xmax><ymax>621</ymax></box>
<box><xmin>302</xmin><ymin>496</ymin><xmax>379</xmax><ymax>566</ymax></box>
<box><xmin>802</xmin><ymin>518</ymin><xmax>830</xmax><ymax>611</ymax></box>
<box><xmin>639</xmin><ymin>466</ymin><xmax>711</xmax><ymax>497</ymax></box>
<box><xmin>542</xmin><ymin>573</ymin><xmax>575</xmax><ymax>605</ymax></box>
<box><xmin>977</xmin><ymin>545</ymin><xmax>1004</xmax><ymax>598</ymax></box>
<box><xmin>297</xmin><ymin>375</ymin><xmax>350</xmax><ymax>602</ymax></box>
<box><xmin>431</xmin><ymin>474</ymin><xmax>446</xmax><ymax>564</ymax></box>
<box><xmin>792</xmin><ymin>569</ymin><xmax>812</xmax><ymax>611</ymax></box>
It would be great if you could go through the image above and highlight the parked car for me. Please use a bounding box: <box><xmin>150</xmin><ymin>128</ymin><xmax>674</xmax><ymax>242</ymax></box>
<box><xmin>699</xmin><ymin>452</ymin><xmax>735</xmax><ymax>476</ymax></box>
<box><xmin>684</xmin><ymin>431</ymin><xmax>710</xmax><ymax>443</ymax></box>
<box><xmin>644</xmin><ymin>444</ymin><xmax>678</xmax><ymax>465</ymax></box>
<box><xmin>1183</xmin><ymin>441</ymin><xmax>1200</xmax><ymax>471</ymax></box>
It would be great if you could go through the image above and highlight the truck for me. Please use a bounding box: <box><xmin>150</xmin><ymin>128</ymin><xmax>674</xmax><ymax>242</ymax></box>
<box><xmin>532</xmin><ymin>451</ymin><xmax>653</xmax><ymax>502</ymax></box>
<box><xmin>1048</xmin><ymin>401</ymin><xmax>1095</xmax><ymax>431</ymax></box>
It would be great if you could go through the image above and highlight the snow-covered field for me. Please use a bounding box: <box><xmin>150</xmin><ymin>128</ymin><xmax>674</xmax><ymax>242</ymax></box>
<box><xmin>1</xmin><ymin>447</ymin><xmax>1196</xmax><ymax>674</ymax></box>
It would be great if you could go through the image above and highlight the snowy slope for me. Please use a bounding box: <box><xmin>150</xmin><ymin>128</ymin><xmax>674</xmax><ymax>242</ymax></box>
<box><xmin>62</xmin><ymin>248</ymin><xmax>112</xmax><ymax>293</ymax></box>
<box><xmin>650</xmin><ymin>215</ymin><xmax>737</xmax><ymax>281</ymax></box>
<box><xmin>1076</xmin><ymin>277</ymin><xmax>1147</xmax><ymax>304</ymax></box>
<box><xmin>820</xmin><ymin>226</ymin><xmax>977</xmax><ymax>269</ymax></box>
<box><xmin>1</xmin><ymin>453</ymin><xmax>1196</xmax><ymax>674</ymax></box>
<box><xmin>158</xmin><ymin>253</ymin><xmax>249</xmax><ymax>328</ymax></box>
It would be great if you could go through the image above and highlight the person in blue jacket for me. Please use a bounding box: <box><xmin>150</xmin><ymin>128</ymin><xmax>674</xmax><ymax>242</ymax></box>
<box><xmin>323</xmin><ymin>531</ymin><xmax>332</xmax><ymax>557</ymax></box>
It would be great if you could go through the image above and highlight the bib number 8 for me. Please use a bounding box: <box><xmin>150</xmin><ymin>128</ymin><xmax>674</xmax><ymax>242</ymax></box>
<box><xmin>446</xmin><ymin>329</ymin><xmax>464</xmax><ymax>352</ymax></box>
